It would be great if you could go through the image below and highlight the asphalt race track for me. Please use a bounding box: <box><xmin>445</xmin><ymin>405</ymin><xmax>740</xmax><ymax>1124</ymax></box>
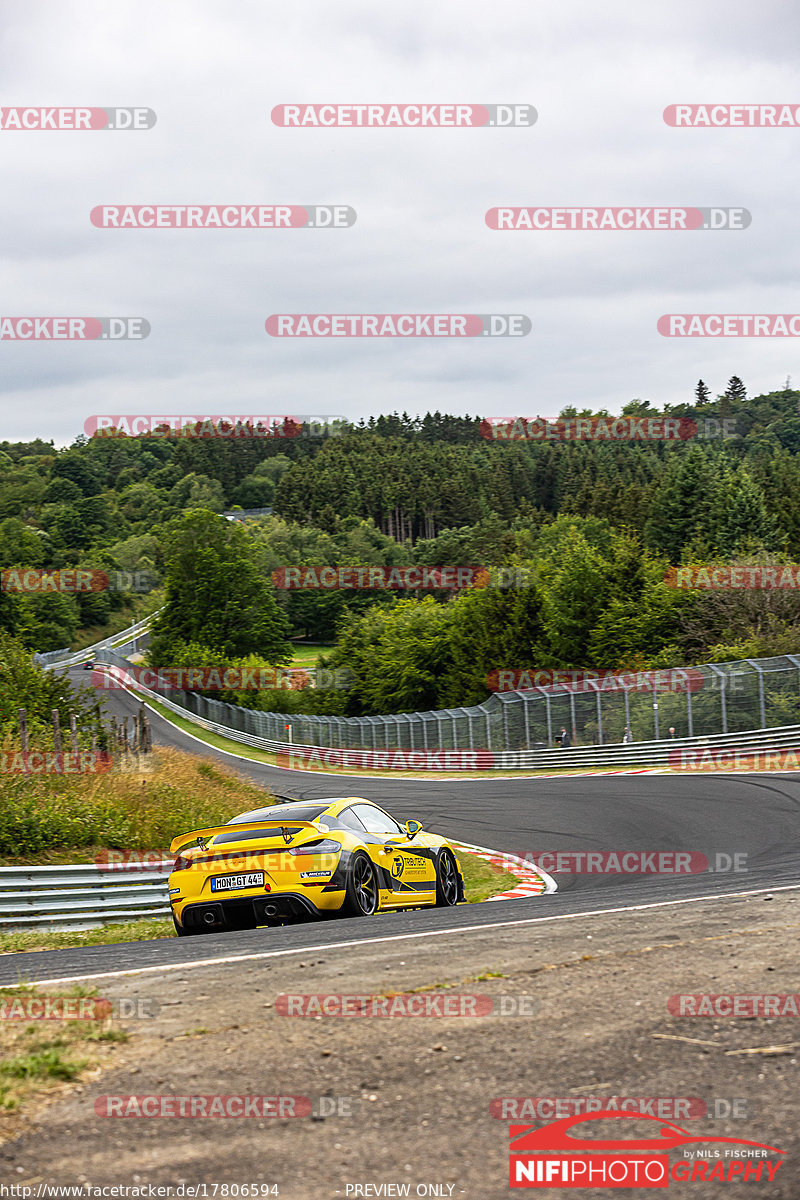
<box><xmin>3</xmin><ymin>666</ymin><xmax>797</xmax><ymax>987</ymax></box>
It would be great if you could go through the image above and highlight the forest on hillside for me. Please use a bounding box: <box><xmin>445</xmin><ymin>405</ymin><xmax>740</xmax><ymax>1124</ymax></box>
<box><xmin>3</xmin><ymin>378</ymin><xmax>800</xmax><ymax>717</ymax></box>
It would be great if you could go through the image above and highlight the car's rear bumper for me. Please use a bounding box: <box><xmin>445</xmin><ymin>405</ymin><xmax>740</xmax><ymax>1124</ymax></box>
<box><xmin>175</xmin><ymin>890</ymin><xmax>340</xmax><ymax>932</ymax></box>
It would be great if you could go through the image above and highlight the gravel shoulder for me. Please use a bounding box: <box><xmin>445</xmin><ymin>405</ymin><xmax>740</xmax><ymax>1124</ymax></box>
<box><xmin>1</xmin><ymin>890</ymin><xmax>799</xmax><ymax>1199</ymax></box>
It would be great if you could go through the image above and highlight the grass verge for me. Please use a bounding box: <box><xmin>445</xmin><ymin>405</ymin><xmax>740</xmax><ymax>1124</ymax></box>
<box><xmin>0</xmin><ymin>983</ymin><xmax>129</xmax><ymax>1142</ymax></box>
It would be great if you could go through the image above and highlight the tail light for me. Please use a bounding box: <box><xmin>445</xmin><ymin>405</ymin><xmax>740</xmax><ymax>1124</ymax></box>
<box><xmin>172</xmin><ymin>854</ymin><xmax>193</xmax><ymax>871</ymax></box>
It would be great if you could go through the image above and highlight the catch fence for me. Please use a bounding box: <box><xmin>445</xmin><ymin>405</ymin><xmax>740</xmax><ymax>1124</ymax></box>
<box><xmin>93</xmin><ymin>651</ymin><xmax>800</xmax><ymax>753</ymax></box>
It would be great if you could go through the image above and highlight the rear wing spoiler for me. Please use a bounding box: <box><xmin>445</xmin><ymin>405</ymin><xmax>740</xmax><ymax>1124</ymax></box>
<box><xmin>170</xmin><ymin>819</ymin><xmax>321</xmax><ymax>855</ymax></box>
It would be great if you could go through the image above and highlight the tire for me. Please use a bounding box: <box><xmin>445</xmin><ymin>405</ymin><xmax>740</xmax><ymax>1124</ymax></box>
<box><xmin>173</xmin><ymin>914</ymin><xmax>199</xmax><ymax>937</ymax></box>
<box><xmin>435</xmin><ymin>849</ymin><xmax>460</xmax><ymax>907</ymax></box>
<box><xmin>342</xmin><ymin>851</ymin><xmax>379</xmax><ymax>917</ymax></box>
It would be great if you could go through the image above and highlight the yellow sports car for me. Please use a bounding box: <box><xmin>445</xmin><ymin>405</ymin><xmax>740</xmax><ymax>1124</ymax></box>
<box><xmin>169</xmin><ymin>796</ymin><xmax>464</xmax><ymax>935</ymax></box>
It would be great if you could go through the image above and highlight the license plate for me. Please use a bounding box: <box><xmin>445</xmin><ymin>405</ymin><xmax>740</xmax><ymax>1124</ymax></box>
<box><xmin>210</xmin><ymin>872</ymin><xmax>265</xmax><ymax>892</ymax></box>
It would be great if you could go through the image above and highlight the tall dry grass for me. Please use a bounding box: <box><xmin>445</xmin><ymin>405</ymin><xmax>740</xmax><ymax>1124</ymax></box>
<box><xmin>0</xmin><ymin>747</ymin><xmax>276</xmax><ymax>859</ymax></box>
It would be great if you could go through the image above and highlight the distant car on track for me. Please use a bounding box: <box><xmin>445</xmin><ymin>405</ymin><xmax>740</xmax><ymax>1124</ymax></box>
<box><xmin>168</xmin><ymin>796</ymin><xmax>464</xmax><ymax>936</ymax></box>
<box><xmin>82</xmin><ymin>660</ymin><xmax>95</xmax><ymax>670</ymax></box>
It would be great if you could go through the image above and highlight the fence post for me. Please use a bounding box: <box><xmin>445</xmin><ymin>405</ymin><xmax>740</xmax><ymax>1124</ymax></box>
<box><xmin>535</xmin><ymin>687</ymin><xmax>553</xmax><ymax>748</ymax></box>
<box><xmin>708</xmin><ymin>665</ymin><xmax>727</xmax><ymax>734</ymax></box>
<box><xmin>743</xmin><ymin>660</ymin><xmax>766</xmax><ymax>728</ymax></box>
<box><xmin>51</xmin><ymin>709</ymin><xmax>62</xmax><ymax>755</ymax></box>
<box><xmin>69</xmin><ymin>712</ymin><xmax>79</xmax><ymax>756</ymax></box>
<box><xmin>521</xmin><ymin>693</ymin><xmax>531</xmax><ymax>750</ymax></box>
<box><xmin>652</xmin><ymin>679</ymin><xmax>660</xmax><ymax>740</ymax></box>
<box><xmin>592</xmin><ymin>684</ymin><xmax>603</xmax><ymax>745</ymax></box>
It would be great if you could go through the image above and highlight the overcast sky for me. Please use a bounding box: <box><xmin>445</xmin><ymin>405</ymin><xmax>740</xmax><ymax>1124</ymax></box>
<box><xmin>2</xmin><ymin>0</ymin><xmax>799</xmax><ymax>445</ymax></box>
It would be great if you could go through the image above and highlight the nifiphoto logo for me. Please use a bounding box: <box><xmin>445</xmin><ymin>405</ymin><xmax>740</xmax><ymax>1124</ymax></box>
<box><xmin>508</xmin><ymin>1111</ymin><xmax>785</xmax><ymax>1187</ymax></box>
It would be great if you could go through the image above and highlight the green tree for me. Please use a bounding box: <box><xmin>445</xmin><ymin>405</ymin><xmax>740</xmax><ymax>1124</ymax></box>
<box><xmin>149</xmin><ymin>510</ymin><xmax>293</xmax><ymax>664</ymax></box>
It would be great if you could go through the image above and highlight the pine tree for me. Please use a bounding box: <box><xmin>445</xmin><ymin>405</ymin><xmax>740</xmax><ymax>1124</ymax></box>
<box><xmin>695</xmin><ymin>380</ymin><xmax>710</xmax><ymax>404</ymax></box>
<box><xmin>725</xmin><ymin>376</ymin><xmax>747</xmax><ymax>402</ymax></box>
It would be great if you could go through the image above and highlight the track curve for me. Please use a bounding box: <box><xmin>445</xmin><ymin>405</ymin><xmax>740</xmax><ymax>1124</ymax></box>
<box><xmin>2</xmin><ymin>668</ymin><xmax>796</xmax><ymax>985</ymax></box>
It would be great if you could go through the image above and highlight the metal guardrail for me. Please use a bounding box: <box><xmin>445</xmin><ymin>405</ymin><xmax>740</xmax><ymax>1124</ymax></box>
<box><xmin>0</xmin><ymin>864</ymin><xmax>172</xmax><ymax>932</ymax></box>
<box><xmin>92</xmin><ymin>660</ymin><xmax>800</xmax><ymax>772</ymax></box>
<box><xmin>37</xmin><ymin>610</ymin><xmax>162</xmax><ymax>671</ymax></box>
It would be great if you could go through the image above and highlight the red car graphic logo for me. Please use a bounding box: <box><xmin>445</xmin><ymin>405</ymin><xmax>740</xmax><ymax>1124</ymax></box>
<box><xmin>510</xmin><ymin>1110</ymin><xmax>784</xmax><ymax>1155</ymax></box>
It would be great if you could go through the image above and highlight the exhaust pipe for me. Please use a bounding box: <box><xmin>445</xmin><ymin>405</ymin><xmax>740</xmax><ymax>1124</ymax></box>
<box><xmin>264</xmin><ymin>903</ymin><xmax>279</xmax><ymax>917</ymax></box>
<box><xmin>202</xmin><ymin>910</ymin><xmax>218</xmax><ymax>926</ymax></box>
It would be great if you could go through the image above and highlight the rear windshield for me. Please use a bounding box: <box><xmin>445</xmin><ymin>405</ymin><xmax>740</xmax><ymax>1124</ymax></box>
<box><xmin>211</xmin><ymin>826</ymin><xmax>306</xmax><ymax>846</ymax></box>
<box><xmin>228</xmin><ymin>804</ymin><xmax>328</xmax><ymax>824</ymax></box>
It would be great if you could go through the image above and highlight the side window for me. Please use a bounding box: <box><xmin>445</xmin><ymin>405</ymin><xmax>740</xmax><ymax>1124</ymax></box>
<box><xmin>350</xmin><ymin>805</ymin><xmax>403</xmax><ymax>835</ymax></box>
<box><xmin>335</xmin><ymin>808</ymin><xmax>368</xmax><ymax>833</ymax></box>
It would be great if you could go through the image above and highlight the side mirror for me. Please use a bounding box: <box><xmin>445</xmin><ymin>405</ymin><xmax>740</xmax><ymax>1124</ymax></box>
<box><xmin>405</xmin><ymin>819</ymin><xmax>423</xmax><ymax>840</ymax></box>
